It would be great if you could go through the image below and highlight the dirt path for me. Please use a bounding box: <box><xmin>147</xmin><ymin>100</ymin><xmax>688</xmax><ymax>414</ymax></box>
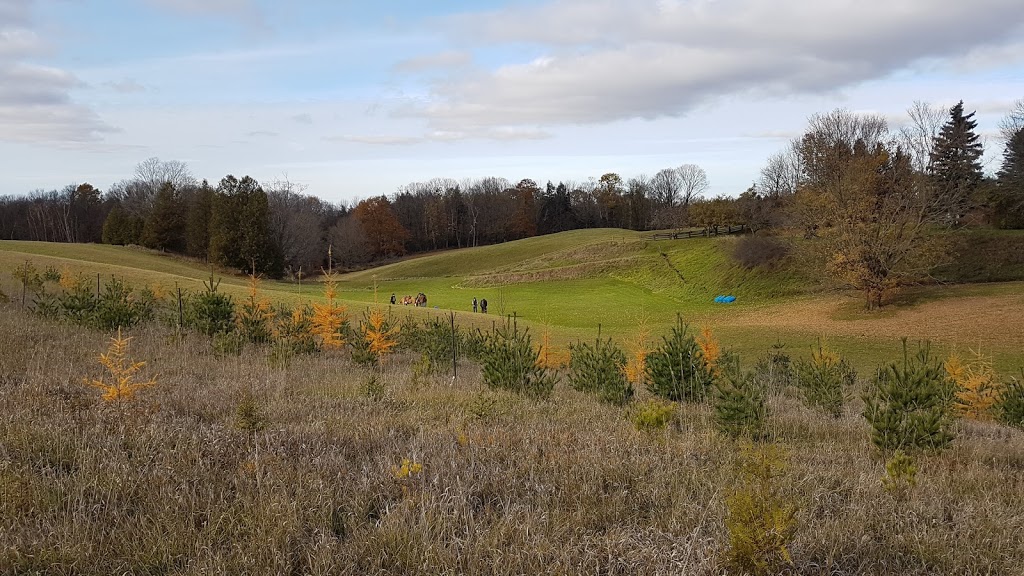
<box><xmin>716</xmin><ymin>291</ymin><xmax>1024</xmax><ymax>350</ymax></box>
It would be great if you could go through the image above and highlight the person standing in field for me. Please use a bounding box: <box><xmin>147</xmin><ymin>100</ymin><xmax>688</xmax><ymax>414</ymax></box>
<box><xmin>481</xmin><ymin>298</ymin><xmax>488</xmax><ymax>314</ymax></box>
<box><xmin>390</xmin><ymin>293</ymin><xmax>396</xmax><ymax>305</ymax></box>
<box><xmin>473</xmin><ymin>297</ymin><xmax>478</xmax><ymax>313</ymax></box>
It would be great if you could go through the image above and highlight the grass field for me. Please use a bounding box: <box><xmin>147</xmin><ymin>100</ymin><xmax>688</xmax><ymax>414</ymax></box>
<box><xmin>2</xmin><ymin>231</ymin><xmax>1023</xmax><ymax>373</ymax></box>
<box><xmin>3</xmin><ymin>233</ymin><xmax>1024</xmax><ymax>574</ymax></box>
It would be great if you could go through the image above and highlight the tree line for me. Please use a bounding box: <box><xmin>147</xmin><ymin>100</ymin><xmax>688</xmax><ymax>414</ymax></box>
<box><xmin>1</xmin><ymin>99</ymin><xmax>1022</xmax><ymax>285</ymax></box>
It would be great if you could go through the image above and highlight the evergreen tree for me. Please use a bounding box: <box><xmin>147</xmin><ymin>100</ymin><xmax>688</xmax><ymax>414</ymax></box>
<box><xmin>713</xmin><ymin>357</ymin><xmax>767</xmax><ymax>439</ymax></box>
<box><xmin>929</xmin><ymin>100</ymin><xmax>984</xmax><ymax>220</ymax></box>
<box><xmin>101</xmin><ymin>204</ymin><xmax>144</xmax><ymax>246</ymax></box>
<box><xmin>208</xmin><ymin>176</ymin><xmax>244</xmax><ymax>268</ymax></box>
<box><xmin>186</xmin><ymin>180</ymin><xmax>214</xmax><ymax>259</ymax></box>
<box><xmin>994</xmin><ymin>127</ymin><xmax>1024</xmax><ymax>228</ymax></box>
<box><xmin>141</xmin><ymin>182</ymin><xmax>186</xmax><ymax>252</ymax></box>
<box><xmin>863</xmin><ymin>340</ymin><xmax>955</xmax><ymax>454</ymax></box>
<box><xmin>645</xmin><ymin>316</ymin><xmax>714</xmax><ymax>402</ymax></box>
<box><xmin>208</xmin><ymin>175</ymin><xmax>282</xmax><ymax>276</ymax></box>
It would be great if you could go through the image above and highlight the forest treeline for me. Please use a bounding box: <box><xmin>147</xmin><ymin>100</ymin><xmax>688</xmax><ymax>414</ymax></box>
<box><xmin>2</xmin><ymin>99</ymin><xmax>1023</xmax><ymax>294</ymax></box>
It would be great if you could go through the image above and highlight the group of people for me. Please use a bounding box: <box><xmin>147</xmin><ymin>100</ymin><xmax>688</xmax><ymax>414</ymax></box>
<box><xmin>390</xmin><ymin>293</ymin><xmax>428</xmax><ymax>307</ymax></box>
<box><xmin>387</xmin><ymin>292</ymin><xmax>488</xmax><ymax>313</ymax></box>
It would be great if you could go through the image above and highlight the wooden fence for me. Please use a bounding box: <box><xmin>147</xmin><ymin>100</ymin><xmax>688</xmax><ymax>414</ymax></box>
<box><xmin>647</xmin><ymin>224</ymin><xmax>747</xmax><ymax>241</ymax></box>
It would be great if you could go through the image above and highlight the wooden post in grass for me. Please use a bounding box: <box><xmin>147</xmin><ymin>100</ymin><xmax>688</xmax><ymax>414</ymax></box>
<box><xmin>177</xmin><ymin>287</ymin><xmax>184</xmax><ymax>330</ymax></box>
<box><xmin>96</xmin><ymin>273</ymin><xmax>100</xmax><ymax>298</ymax></box>
<box><xmin>450</xmin><ymin>311</ymin><xmax>457</xmax><ymax>379</ymax></box>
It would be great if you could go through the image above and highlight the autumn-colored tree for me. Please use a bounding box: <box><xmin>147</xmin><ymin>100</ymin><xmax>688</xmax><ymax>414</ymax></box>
<box><xmin>311</xmin><ymin>252</ymin><xmax>350</xmax><ymax>350</ymax></box>
<box><xmin>795</xmin><ymin>109</ymin><xmax>955</xmax><ymax>308</ymax></box>
<box><xmin>236</xmin><ymin>273</ymin><xmax>275</xmax><ymax>343</ymax></box>
<box><xmin>946</xmin><ymin>351</ymin><xmax>1002</xmax><ymax>420</ymax></box>
<box><xmin>511</xmin><ymin>179</ymin><xmax>539</xmax><ymax>239</ymax></box>
<box><xmin>85</xmin><ymin>328</ymin><xmax>157</xmax><ymax>402</ymax></box>
<box><xmin>353</xmin><ymin>196</ymin><xmax>410</xmax><ymax>259</ymax></box>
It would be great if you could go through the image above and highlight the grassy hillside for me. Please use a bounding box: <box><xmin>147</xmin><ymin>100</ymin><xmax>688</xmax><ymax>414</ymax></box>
<box><xmin>3</xmin><ymin>230</ymin><xmax>1024</xmax><ymax>373</ymax></box>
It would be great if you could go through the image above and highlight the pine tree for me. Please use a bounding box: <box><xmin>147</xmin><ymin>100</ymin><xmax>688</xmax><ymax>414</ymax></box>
<box><xmin>645</xmin><ymin>316</ymin><xmax>714</xmax><ymax>402</ymax></box>
<box><xmin>929</xmin><ymin>100</ymin><xmax>984</xmax><ymax>220</ymax></box>
<box><xmin>994</xmin><ymin>127</ymin><xmax>1024</xmax><ymax>228</ymax></box>
<box><xmin>713</xmin><ymin>357</ymin><xmax>767</xmax><ymax>439</ymax></box>
<box><xmin>141</xmin><ymin>182</ymin><xmax>186</xmax><ymax>252</ymax></box>
<box><xmin>101</xmin><ymin>204</ymin><xmax>143</xmax><ymax>246</ymax></box>
<box><xmin>863</xmin><ymin>340</ymin><xmax>955</xmax><ymax>454</ymax></box>
<box><xmin>186</xmin><ymin>180</ymin><xmax>214</xmax><ymax>259</ymax></box>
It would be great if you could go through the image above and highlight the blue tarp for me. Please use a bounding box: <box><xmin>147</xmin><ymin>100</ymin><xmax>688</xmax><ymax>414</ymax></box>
<box><xmin>714</xmin><ymin>295</ymin><xmax>737</xmax><ymax>303</ymax></box>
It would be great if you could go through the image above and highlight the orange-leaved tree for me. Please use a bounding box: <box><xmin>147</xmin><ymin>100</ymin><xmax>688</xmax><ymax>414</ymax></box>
<box><xmin>697</xmin><ymin>326</ymin><xmax>722</xmax><ymax>377</ymax></box>
<box><xmin>946</xmin><ymin>350</ymin><xmax>1002</xmax><ymax>420</ymax></box>
<box><xmin>364</xmin><ymin>306</ymin><xmax>399</xmax><ymax>358</ymax></box>
<box><xmin>312</xmin><ymin>249</ymin><xmax>349</xmax><ymax>350</ymax></box>
<box><xmin>86</xmin><ymin>327</ymin><xmax>157</xmax><ymax>402</ymax></box>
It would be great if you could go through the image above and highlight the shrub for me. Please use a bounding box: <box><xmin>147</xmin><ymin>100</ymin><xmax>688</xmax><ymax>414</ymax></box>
<box><xmin>236</xmin><ymin>274</ymin><xmax>274</xmax><ymax>344</ymax></box>
<box><xmin>881</xmin><ymin>450</ymin><xmax>917</xmax><ymax>496</ymax></box>
<box><xmin>644</xmin><ymin>316</ymin><xmax>714</xmax><ymax>402</ymax></box>
<box><xmin>722</xmin><ymin>443</ymin><xmax>798</xmax><ymax>575</ymax></box>
<box><xmin>92</xmin><ymin>277</ymin><xmax>151</xmax><ymax>330</ymax></box>
<box><xmin>187</xmin><ymin>277</ymin><xmax>235</xmax><ymax>336</ymax></box>
<box><xmin>235</xmin><ymin>391</ymin><xmax>268</xmax><ymax>432</ymax></box>
<box><xmin>84</xmin><ymin>328</ymin><xmax>157</xmax><ymax>403</ymax></box>
<box><xmin>714</xmin><ymin>356</ymin><xmax>767</xmax><ymax>439</ymax></box>
<box><xmin>863</xmin><ymin>340</ymin><xmax>955</xmax><ymax>454</ymax></box>
<box><xmin>403</xmin><ymin>316</ymin><xmax>460</xmax><ymax>376</ymax></box>
<box><xmin>311</xmin><ymin>270</ymin><xmax>349</xmax><ymax>350</ymax></box>
<box><xmin>733</xmin><ymin>235</ymin><xmax>790</xmax><ymax>269</ymax></box>
<box><xmin>997</xmin><ymin>372</ymin><xmax>1024</xmax><ymax>429</ymax></box>
<box><xmin>629</xmin><ymin>399</ymin><xmax>676</xmax><ymax>432</ymax></box>
<box><xmin>753</xmin><ymin>343</ymin><xmax>795</xmax><ymax>394</ymax></box>
<box><xmin>481</xmin><ymin>316</ymin><xmax>556</xmax><ymax>399</ymax></box>
<box><xmin>945</xmin><ymin>351</ymin><xmax>1002</xmax><ymax>420</ymax></box>
<box><xmin>273</xmin><ymin>305</ymin><xmax>318</xmax><ymax>356</ymax></box>
<box><xmin>794</xmin><ymin>341</ymin><xmax>854</xmax><ymax>417</ymax></box>
<box><xmin>568</xmin><ymin>336</ymin><xmax>634</xmax><ymax>405</ymax></box>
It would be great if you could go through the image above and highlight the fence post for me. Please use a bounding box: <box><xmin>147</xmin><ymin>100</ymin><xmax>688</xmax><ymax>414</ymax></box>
<box><xmin>450</xmin><ymin>311</ymin><xmax>457</xmax><ymax>379</ymax></box>
<box><xmin>177</xmin><ymin>287</ymin><xmax>184</xmax><ymax>330</ymax></box>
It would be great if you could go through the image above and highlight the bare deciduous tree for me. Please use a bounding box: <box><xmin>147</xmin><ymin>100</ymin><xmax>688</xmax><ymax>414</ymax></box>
<box><xmin>133</xmin><ymin>157</ymin><xmax>195</xmax><ymax>190</ymax></box>
<box><xmin>676</xmin><ymin>164</ymin><xmax>709</xmax><ymax>206</ymax></box>
<box><xmin>897</xmin><ymin>100</ymin><xmax>945</xmax><ymax>172</ymax></box>
<box><xmin>999</xmin><ymin>98</ymin><xmax>1024</xmax><ymax>145</ymax></box>
<box><xmin>650</xmin><ymin>168</ymin><xmax>682</xmax><ymax>206</ymax></box>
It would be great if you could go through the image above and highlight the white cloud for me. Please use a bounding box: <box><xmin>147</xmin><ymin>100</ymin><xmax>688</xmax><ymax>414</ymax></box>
<box><xmin>393</xmin><ymin>50</ymin><xmax>472</xmax><ymax>73</ymax></box>
<box><xmin>416</xmin><ymin>0</ymin><xmax>1024</xmax><ymax>132</ymax></box>
<box><xmin>103</xmin><ymin>79</ymin><xmax>147</xmax><ymax>94</ymax></box>
<box><xmin>145</xmin><ymin>0</ymin><xmax>264</xmax><ymax>28</ymax></box>
<box><xmin>0</xmin><ymin>0</ymin><xmax>114</xmax><ymax>144</ymax></box>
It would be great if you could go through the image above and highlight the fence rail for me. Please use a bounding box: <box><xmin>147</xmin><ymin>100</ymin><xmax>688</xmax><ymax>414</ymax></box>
<box><xmin>647</xmin><ymin>224</ymin><xmax>747</xmax><ymax>241</ymax></box>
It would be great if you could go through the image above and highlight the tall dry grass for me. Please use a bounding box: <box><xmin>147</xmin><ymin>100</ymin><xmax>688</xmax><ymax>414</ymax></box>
<box><xmin>1</xmin><ymin>304</ymin><xmax>1024</xmax><ymax>575</ymax></box>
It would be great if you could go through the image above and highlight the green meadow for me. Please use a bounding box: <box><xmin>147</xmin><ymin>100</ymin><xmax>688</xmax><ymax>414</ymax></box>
<box><xmin>2</xmin><ymin>230</ymin><xmax>1023</xmax><ymax>373</ymax></box>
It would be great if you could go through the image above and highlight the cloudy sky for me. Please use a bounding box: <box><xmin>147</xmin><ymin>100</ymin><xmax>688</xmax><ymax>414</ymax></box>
<box><xmin>2</xmin><ymin>0</ymin><xmax>1023</xmax><ymax>202</ymax></box>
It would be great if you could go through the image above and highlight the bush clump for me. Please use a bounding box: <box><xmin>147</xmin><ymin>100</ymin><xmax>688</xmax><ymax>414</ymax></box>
<box><xmin>996</xmin><ymin>371</ymin><xmax>1024</xmax><ymax>429</ymax></box>
<box><xmin>645</xmin><ymin>316</ymin><xmax>714</xmax><ymax>402</ymax></box>
<box><xmin>568</xmin><ymin>336</ymin><xmax>634</xmax><ymax>405</ymax></box>
<box><xmin>481</xmin><ymin>316</ymin><xmax>556</xmax><ymax>399</ymax></box>
<box><xmin>794</xmin><ymin>341</ymin><xmax>855</xmax><ymax>417</ymax></box>
<box><xmin>733</xmin><ymin>235</ymin><xmax>791</xmax><ymax>269</ymax></box>
<box><xmin>863</xmin><ymin>340</ymin><xmax>955</xmax><ymax>454</ymax></box>
<box><xmin>714</xmin><ymin>357</ymin><xmax>767</xmax><ymax>439</ymax></box>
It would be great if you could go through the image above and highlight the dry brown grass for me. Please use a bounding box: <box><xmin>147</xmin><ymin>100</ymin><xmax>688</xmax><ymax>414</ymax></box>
<box><xmin>719</xmin><ymin>291</ymin><xmax>1024</xmax><ymax>352</ymax></box>
<box><xmin>2</xmin><ymin>305</ymin><xmax>1024</xmax><ymax>575</ymax></box>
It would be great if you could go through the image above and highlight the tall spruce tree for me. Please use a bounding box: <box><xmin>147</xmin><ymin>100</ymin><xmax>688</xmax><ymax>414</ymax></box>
<box><xmin>141</xmin><ymin>182</ymin><xmax>186</xmax><ymax>252</ymax></box>
<box><xmin>186</xmin><ymin>180</ymin><xmax>214</xmax><ymax>259</ymax></box>
<box><xmin>995</xmin><ymin>126</ymin><xmax>1024</xmax><ymax>228</ymax></box>
<box><xmin>208</xmin><ymin>175</ymin><xmax>282</xmax><ymax>276</ymax></box>
<box><xmin>929</xmin><ymin>100</ymin><xmax>984</xmax><ymax>220</ymax></box>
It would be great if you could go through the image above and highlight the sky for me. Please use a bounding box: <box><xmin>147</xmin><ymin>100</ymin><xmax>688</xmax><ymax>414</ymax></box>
<box><xmin>2</xmin><ymin>0</ymin><xmax>1023</xmax><ymax>202</ymax></box>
